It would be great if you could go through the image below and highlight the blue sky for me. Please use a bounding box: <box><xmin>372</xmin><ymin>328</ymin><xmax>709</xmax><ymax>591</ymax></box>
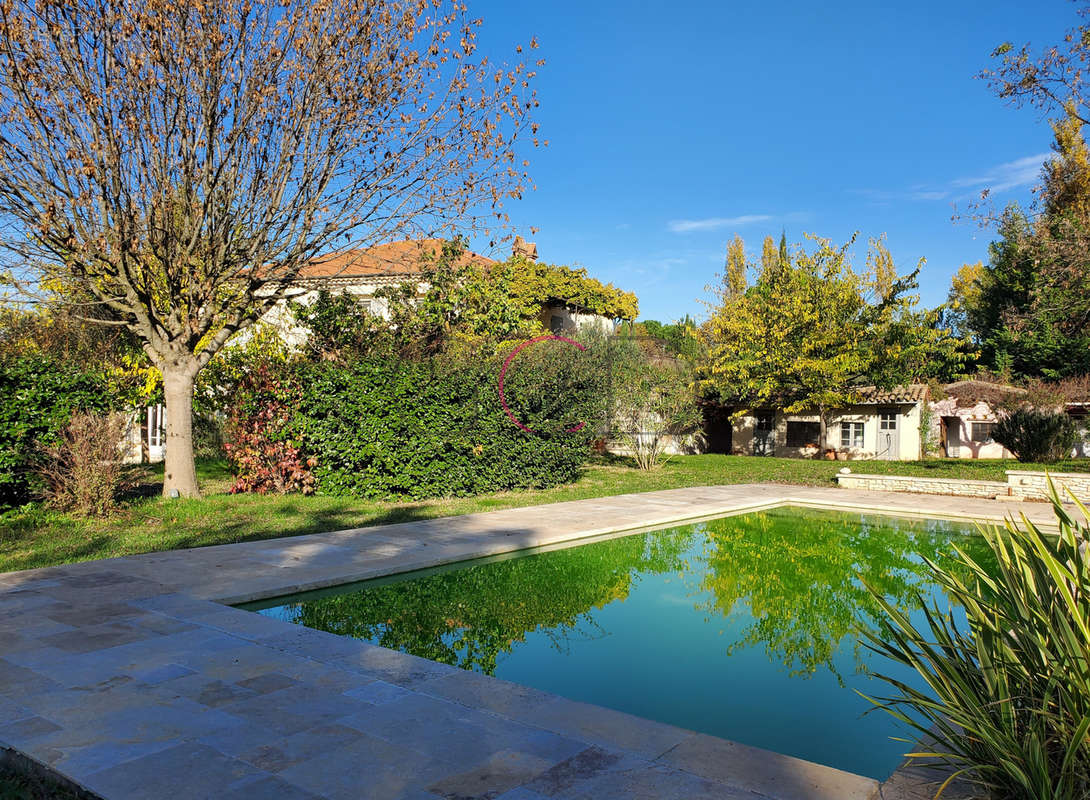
<box><xmin>467</xmin><ymin>0</ymin><xmax>1075</xmax><ymax>323</ymax></box>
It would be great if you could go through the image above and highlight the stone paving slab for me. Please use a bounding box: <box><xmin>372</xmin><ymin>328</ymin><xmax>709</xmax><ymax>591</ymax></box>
<box><xmin>0</xmin><ymin>484</ymin><xmax>1066</xmax><ymax>799</ymax></box>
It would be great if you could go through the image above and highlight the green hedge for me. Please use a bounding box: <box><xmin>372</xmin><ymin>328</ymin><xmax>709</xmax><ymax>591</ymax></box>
<box><xmin>294</xmin><ymin>352</ymin><xmax>600</xmax><ymax>499</ymax></box>
<box><xmin>0</xmin><ymin>355</ymin><xmax>113</xmax><ymax>505</ymax></box>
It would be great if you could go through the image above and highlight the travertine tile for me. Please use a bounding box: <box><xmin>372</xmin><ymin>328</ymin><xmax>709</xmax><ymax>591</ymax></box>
<box><xmin>82</xmin><ymin>742</ymin><xmax>266</xmax><ymax>800</ymax></box>
<box><xmin>276</xmin><ymin>732</ymin><xmax>453</xmax><ymax>800</ymax></box>
<box><xmin>658</xmin><ymin>732</ymin><xmax>879</xmax><ymax>800</ymax></box>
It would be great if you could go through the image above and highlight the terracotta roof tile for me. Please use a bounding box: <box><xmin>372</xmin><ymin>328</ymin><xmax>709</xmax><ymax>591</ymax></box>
<box><xmin>297</xmin><ymin>239</ymin><xmax>497</xmax><ymax>280</ymax></box>
<box><xmin>853</xmin><ymin>384</ymin><xmax>930</xmax><ymax>404</ymax></box>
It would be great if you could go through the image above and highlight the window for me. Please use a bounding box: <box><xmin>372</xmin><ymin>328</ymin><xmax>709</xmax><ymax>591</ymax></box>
<box><xmin>879</xmin><ymin>411</ymin><xmax>897</xmax><ymax>431</ymax></box>
<box><xmin>971</xmin><ymin>422</ymin><xmax>996</xmax><ymax>443</ymax></box>
<box><xmin>841</xmin><ymin>421</ymin><xmax>864</xmax><ymax>449</ymax></box>
<box><xmin>549</xmin><ymin>314</ymin><xmax>565</xmax><ymax>333</ymax></box>
<box><xmin>786</xmin><ymin>421</ymin><xmax>820</xmax><ymax>448</ymax></box>
<box><xmin>755</xmin><ymin>413</ymin><xmax>774</xmax><ymax>432</ymax></box>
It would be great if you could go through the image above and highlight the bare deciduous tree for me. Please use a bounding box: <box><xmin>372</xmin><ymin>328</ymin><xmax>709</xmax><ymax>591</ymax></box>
<box><xmin>0</xmin><ymin>0</ymin><xmax>539</xmax><ymax>497</ymax></box>
<box><xmin>981</xmin><ymin>2</ymin><xmax>1090</xmax><ymax>125</ymax></box>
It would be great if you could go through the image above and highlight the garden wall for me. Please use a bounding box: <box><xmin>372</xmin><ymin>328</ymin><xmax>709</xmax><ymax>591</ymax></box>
<box><xmin>835</xmin><ymin>473</ymin><xmax>1007</xmax><ymax>499</ymax></box>
<box><xmin>836</xmin><ymin>470</ymin><xmax>1090</xmax><ymax>503</ymax></box>
<box><xmin>1005</xmin><ymin>470</ymin><xmax>1090</xmax><ymax>502</ymax></box>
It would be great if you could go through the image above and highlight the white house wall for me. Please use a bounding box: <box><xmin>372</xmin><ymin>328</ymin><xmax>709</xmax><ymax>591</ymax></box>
<box><xmin>120</xmin><ymin>405</ymin><xmax>166</xmax><ymax>465</ymax></box>
<box><xmin>1072</xmin><ymin>408</ymin><xmax>1090</xmax><ymax>458</ymax></box>
<box><xmin>731</xmin><ymin>415</ymin><xmax>758</xmax><ymax>455</ymax></box>
<box><xmin>255</xmin><ymin>283</ymin><xmax>397</xmax><ymax>349</ymax></box>
<box><xmin>928</xmin><ymin>397</ymin><xmax>1013</xmax><ymax>459</ymax></box>
<box><xmin>250</xmin><ymin>283</ymin><xmax>616</xmax><ymax>349</ymax></box>
<box><xmin>540</xmin><ymin>305</ymin><xmax>615</xmax><ymax>335</ymax></box>
<box><xmin>731</xmin><ymin>405</ymin><xmax>922</xmax><ymax>461</ymax></box>
<box><xmin>829</xmin><ymin>404</ymin><xmax>920</xmax><ymax>460</ymax></box>
<box><xmin>898</xmin><ymin>402</ymin><xmax>922</xmax><ymax>459</ymax></box>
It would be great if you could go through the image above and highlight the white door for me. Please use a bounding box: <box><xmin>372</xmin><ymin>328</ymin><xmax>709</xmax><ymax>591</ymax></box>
<box><xmin>878</xmin><ymin>411</ymin><xmax>899</xmax><ymax>460</ymax></box>
<box><xmin>944</xmin><ymin>417</ymin><xmax>961</xmax><ymax>458</ymax></box>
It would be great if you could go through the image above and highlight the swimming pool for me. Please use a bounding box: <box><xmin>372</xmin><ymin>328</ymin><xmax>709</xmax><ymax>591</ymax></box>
<box><xmin>242</xmin><ymin>506</ymin><xmax>984</xmax><ymax>780</ymax></box>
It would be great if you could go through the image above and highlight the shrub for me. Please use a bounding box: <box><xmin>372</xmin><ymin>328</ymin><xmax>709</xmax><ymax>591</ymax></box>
<box><xmin>862</xmin><ymin>493</ymin><xmax>1090</xmax><ymax>800</ymax></box>
<box><xmin>294</xmin><ymin>348</ymin><xmax>599</xmax><ymax>499</ymax></box>
<box><xmin>635</xmin><ymin>317</ymin><xmax>704</xmax><ymax>360</ymax></box>
<box><xmin>195</xmin><ymin>322</ymin><xmax>291</xmax><ymax>415</ymax></box>
<box><xmin>217</xmin><ymin>332</ymin><xmax>608</xmax><ymax>500</ymax></box>
<box><xmin>992</xmin><ymin>407</ymin><xmax>1078</xmax><ymax>462</ymax></box>
<box><xmin>36</xmin><ymin>411</ymin><xmax>128</xmax><ymax>516</ymax></box>
<box><xmin>289</xmin><ymin>290</ymin><xmax>387</xmax><ymax>360</ymax></box>
<box><xmin>499</xmin><ymin>332</ymin><xmax>612</xmax><ymax>438</ymax></box>
<box><xmin>0</xmin><ymin>355</ymin><xmax>113</xmax><ymax>505</ymax></box>
<box><xmin>608</xmin><ymin>339</ymin><xmax>701</xmax><ymax>469</ymax></box>
<box><xmin>223</xmin><ymin>361</ymin><xmax>315</xmax><ymax>495</ymax></box>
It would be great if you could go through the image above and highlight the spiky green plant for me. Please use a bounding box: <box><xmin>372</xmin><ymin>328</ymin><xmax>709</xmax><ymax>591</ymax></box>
<box><xmin>862</xmin><ymin>491</ymin><xmax>1090</xmax><ymax>799</ymax></box>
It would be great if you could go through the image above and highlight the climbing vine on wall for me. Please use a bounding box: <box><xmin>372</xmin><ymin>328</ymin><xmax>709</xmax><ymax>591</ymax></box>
<box><xmin>494</xmin><ymin>257</ymin><xmax>639</xmax><ymax>322</ymax></box>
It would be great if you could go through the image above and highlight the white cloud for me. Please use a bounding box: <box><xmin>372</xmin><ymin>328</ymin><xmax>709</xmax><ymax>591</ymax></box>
<box><xmin>909</xmin><ymin>190</ymin><xmax>951</xmax><ymax>201</ymax></box>
<box><xmin>857</xmin><ymin>152</ymin><xmax>1052</xmax><ymax>204</ymax></box>
<box><xmin>949</xmin><ymin>152</ymin><xmax>1051</xmax><ymax>193</ymax></box>
<box><xmin>667</xmin><ymin>214</ymin><xmax>772</xmax><ymax>234</ymax></box>
<box><xmin>855</xmin><ymin>187</ymin><xmax>956</xmax><ymax>202</ymax></box>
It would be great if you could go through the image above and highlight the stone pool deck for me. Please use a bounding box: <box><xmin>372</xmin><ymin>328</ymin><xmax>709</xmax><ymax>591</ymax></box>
<box><xmin>0</xmin><ymin>484</ymin><xmax>1053</xmax><ymax>800</ymax></box>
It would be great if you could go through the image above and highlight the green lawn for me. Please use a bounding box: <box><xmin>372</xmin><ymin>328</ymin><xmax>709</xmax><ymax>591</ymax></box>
<box><xmin>1</xmin><ymin>454</ymin><xmax>1087</xmax><ymax>574</ymax></box>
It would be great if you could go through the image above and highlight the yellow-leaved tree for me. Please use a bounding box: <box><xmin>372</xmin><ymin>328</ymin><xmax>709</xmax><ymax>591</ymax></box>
<box><xmin>706</xmin><ymin>233</ymin><xmax>968</xmax><ymax>446</ymax></box>
<box><xmin>724</xmin><ymin>235</ymin><xmax>748</xmax><ymax>299</ymax></box>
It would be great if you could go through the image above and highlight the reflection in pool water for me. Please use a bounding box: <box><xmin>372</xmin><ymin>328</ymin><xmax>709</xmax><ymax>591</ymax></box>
<box><xmin>244</xmin><ymin>506</ymin><xmax>987</xmax><ymax>780</ymax></box>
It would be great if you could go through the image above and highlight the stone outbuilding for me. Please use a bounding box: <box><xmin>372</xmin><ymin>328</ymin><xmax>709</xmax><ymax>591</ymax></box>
<box><xmin>928</xmin><ymin>380</ymin><xmax>1023</xmax><ymax>459</ymax></box>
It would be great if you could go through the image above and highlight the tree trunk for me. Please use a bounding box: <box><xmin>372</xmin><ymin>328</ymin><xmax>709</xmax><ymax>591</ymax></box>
<box><xmin>161</xmin><ymin>367</ymin><xmax>200</xmax><ymax>499</ymax></box>
<box><xmin>819</xmin><ymin>404</ymin><xmax>827</xmax><ymax>455</ymax></box>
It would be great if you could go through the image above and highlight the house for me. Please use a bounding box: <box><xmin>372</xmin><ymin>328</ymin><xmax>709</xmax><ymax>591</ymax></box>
<box><xmin>930</xmin><ymin>379</ymin><xmax>1090</xmax><ymax>459</ymax></box>
<box><xmin>259</xmin><ymin>239</ymin><xmax>498</xmax><ymax>347</ymax></box>
<box><xmin>717</xmin><ymin>377</ymin><xmax>1090</xmax><ymax>462</ymax></box>
<box><xmin>928</xmin><ymin>380</ymin><xmax>1022</xmax><ymax>459</ymax></box>
<box><xmin>261</xmin><ymin>238</ymin><xmax>619</xmax><ymax>346</ymax></box>
<box><xmin>721</xmin><ymin>385</ymin><xmax>929</xmax><ymax>460</ymax></box>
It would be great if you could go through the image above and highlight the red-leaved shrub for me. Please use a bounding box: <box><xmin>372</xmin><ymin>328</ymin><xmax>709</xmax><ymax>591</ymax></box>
<box><xmin>223</xmin><ymin>363</ymin><xmax>315</xmax><ymax>494</ymax></box>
